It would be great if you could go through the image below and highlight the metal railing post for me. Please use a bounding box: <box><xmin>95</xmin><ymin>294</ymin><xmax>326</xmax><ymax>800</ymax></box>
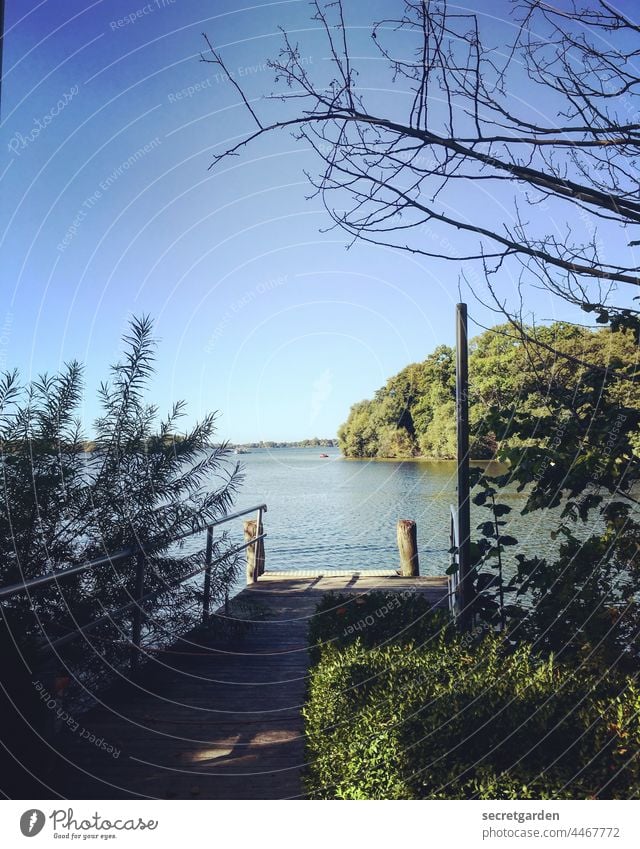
<box><xmin>256</xmin><ymin>506</ymin><xmax>266</xmax><ymax>578</ymax></box>
<box><xmin>448</xmin><ymin>505</ymin><xmax>460</xmax><ymax>618</ymax></box>
<box><xmin>131</xmin><ymin>548</ymin><xmax>145</xmax><ymax>673</ymax></box>
<box><xmin>202</xmin><ymin>525</ymin><xmax>213</xmax><ymax>624</ymax></box>
<box><xmin>456</xmin><ymin>302</ymin><xmax>473</xmax><ymax>631</ymax></box>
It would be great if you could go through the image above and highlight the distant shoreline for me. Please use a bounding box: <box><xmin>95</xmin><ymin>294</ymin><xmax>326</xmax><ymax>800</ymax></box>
<box><xmin>38</xmin><ymin>441</ymin><xmax>503</xmax><ymax>465</ymax></box>
<box><xmin>230</xmin><ymin>439</ymin><xmax>338</xmax><ymax>450</ymax></box>
<box><xmin>229</xmin><ymin>445</ymin><xmax>507</xmax><ymax>468</ymax></box>
<box><xmin>64</xmin><ymin>438</ymin><xmax>339</xmax><ymax>453</ymax></box>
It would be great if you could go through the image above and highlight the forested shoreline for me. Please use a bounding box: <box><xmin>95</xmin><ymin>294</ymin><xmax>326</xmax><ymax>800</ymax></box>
<box><xmin>338</xmin><ymin>322</ymin><xmax>639</xmax><ymax>460</ymax></box>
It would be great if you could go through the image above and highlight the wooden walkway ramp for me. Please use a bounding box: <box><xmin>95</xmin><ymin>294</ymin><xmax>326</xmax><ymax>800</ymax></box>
<box><xmin>60</xmin><ymin>572</ymin><xmax>448</xmax><ymax>800</ymax></box>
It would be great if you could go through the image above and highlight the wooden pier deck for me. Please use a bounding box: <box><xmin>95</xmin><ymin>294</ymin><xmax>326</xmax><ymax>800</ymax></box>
<box><xmin>59</xmin><ymin>572</ymin><xmax>448</xmax><ymax>800</ymax></box>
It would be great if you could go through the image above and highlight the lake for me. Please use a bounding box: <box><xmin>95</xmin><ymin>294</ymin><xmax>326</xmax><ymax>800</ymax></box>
<box><xmin>205</xmin><ymin>447</ymin><xmax>583</xmax><ymax>581</ymax></box>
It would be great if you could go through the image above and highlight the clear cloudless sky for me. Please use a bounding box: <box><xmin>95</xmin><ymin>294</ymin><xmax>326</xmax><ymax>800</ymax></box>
<box><xmin>1</xmin><ymin>0</ymin><xmax>637</xmax><ymax>442</ymax></box>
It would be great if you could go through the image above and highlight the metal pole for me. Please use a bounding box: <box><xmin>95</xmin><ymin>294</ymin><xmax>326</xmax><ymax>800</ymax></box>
<box><xmin>255</xmin><ymin>506</ymin><xmax>264</xmax><ymax>577</ymax></box>
<box><xmin>456</xmin><ymin>303</ymin><xmax>472</xmax><ymax>630</ymax></box>
<box><xmin>131</xmin><ymin>549</ymin><xmax>145</xmax><ymax>672</ymax></box>
<box><xmin>202</xmin><ymin>525</ymin><xmax>213</xmax><ymax>623</ymax></box>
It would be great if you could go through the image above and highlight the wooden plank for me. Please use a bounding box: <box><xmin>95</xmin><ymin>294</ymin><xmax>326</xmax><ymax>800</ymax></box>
<box><xmin>260</xmin><ymin>568</ymin><xmax>400</xmax><ymax>578</ymax></box>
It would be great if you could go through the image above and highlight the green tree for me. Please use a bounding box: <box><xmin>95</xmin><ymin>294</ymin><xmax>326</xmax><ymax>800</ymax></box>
<box><xmin>0</xmin><ymin>317</ymin><xmax>242</xmax><ymax>668</ymax></box>
<box><xmin>377</xmin><ymin>425</ymin><xmax>416</xmax><ymax>459</ymax></box>
<box><xmin>337</xmin><ymin>399</ymin><xmax>379</xmax><ymax>457</ymax></box>
<box><xmin>470</xmin><ymin>324</ymin><xmax>640</xmax><ymax>660</ymax></box>
<box><xmin>338</xmin><ymin>345</ymin><xmax>457</xmax><ymax>459</ymax></box>
<box><xmin>418</xmin><ymin>400</ymin><xmax>456</xmax><ymax>459</ymax></box>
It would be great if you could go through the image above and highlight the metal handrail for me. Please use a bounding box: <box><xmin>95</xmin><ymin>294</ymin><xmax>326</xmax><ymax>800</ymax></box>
<box><xmin>0</xmin><ymin>548</ymin><xmax>135</xmax><ymax>601</ymax></box>
<box><xmin>45</xmin><ymin>533</ymin><xmax>267</xmax><ymax>653</ymax></box>
<box><xmin>0</xmin><ymin>503</ymin><xmax>268</xmax><ymax>602</ymax></box>
<box><xmin>165</xmin><ymin>503</ymin><xmax>268</xmax><ymax>545</ymax></box>
<box><xmin>0</xmin><ymin>501</ymin><xmax>268</xmax><ymax>670</ymax></box>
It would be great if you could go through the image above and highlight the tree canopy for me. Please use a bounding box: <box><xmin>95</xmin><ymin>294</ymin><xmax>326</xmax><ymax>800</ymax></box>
<box><xmin>338</xmin><ymin>321</ymin><xmax>640</xmax><ymax>463</ymax></box>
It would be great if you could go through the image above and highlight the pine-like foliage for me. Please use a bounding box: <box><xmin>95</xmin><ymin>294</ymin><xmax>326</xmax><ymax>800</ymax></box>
<box><xmin>0</xmin><ymin>316</ymin><xmax>242</xmax><ymax>685</ymax></box>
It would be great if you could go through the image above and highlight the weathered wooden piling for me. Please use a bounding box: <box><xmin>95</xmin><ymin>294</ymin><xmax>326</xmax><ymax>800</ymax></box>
<box><xmin>244</xmin><ymin>516</ymin><xmax>265</xmax><ymax>583</ymax></box>
<box><xmin>396</xmin><ymin>519</ymin><xmax>419</xmax><ymax>577</ymax></box>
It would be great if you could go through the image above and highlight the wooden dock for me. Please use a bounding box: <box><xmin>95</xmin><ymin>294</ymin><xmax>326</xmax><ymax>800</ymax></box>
<box><xmin>59</xmin><ymin>572</ymin><xmax>448</xmax><ymax>800</ymax></box>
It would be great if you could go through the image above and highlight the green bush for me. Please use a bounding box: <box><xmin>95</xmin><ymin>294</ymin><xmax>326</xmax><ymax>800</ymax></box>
<box><xmin>308</xmin><ymin>590</ymin><xmax>452</xmax><ymax>663</ymax></box>
<box><xmin>304</xmin><ymin>621</ymin><xmax>640</xmax><ymax>799</ymax></box>
<box><xmin>0</xmin><ymin>316</ymin><xmax>241</xmax><ymax>672</ymax></box>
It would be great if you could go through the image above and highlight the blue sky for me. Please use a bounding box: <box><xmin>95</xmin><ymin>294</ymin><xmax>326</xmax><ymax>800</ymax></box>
<box><xmin>1</xmin><ymin>0</ymin><xmax>637</xmax><ymax>442</ymax></box>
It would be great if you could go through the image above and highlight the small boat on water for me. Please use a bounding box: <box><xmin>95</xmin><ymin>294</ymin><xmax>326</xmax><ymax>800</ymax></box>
<box><xmin>319</xmin><ymin>453</ymin><xmax>329</xmax><ymax>458</ymax></box>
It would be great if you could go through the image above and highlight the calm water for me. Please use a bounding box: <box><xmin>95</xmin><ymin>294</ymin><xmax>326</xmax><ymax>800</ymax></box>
<box><xmin>202</xmin><ymin>447</ymin><xmax>582</xmax><ymax>578</ymax></box>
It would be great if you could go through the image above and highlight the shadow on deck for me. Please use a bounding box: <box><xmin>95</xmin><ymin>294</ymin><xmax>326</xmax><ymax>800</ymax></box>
<box><xmin>58</xmin><ymin>573</ymin><xmax>448</xmax><ymax>800</ymax></box>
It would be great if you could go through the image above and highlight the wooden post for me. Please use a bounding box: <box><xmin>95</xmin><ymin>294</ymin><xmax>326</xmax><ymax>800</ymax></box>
<box><xmin>244</xmin><ymin>517</ymin><xmax>265</xmax><ymax>584</ymax></box>
<box><xmin>131</xmin><ymin>548</ymin><xmax>145</xmax><ymax>672</ymax></box>
<box><xmin>202</xmin><ymin>525</ymin><xmax>213</xmax><ymax>624</ymax></box>
<box><xmin>397</xmin><ymin>519</ymin><xmax>419</xmax><ymax>577</ymax></box>
<box><xmin>456</xmin><ymin>303</ymin><xmax>473</xmax><ymax>630</ymax></box>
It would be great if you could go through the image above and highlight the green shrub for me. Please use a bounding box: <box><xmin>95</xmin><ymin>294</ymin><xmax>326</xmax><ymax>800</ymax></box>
<box><xmin>308</xmin><ymin>590</ymin><xmax>452</xmax><ymax>664</ymax></box>
<box><xmin>0</xmin><ymin>317</ymin><xmax>241</xmax><ymax>673</ymax></box>
<box><xmin>304</xmin><ymin>627</ymin><xmax>640</xmax><ymax>799</ymax></box>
